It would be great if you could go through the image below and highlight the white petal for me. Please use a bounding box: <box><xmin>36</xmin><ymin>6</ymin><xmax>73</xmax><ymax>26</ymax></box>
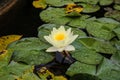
<box><xmin>59</xmin><ymin>26</ymin><xmax>65</xmax><ymax>32</ymax></box>
<box><xmin>46</xmin><ymin>46</ymin><xmax>58</xmax><ymax>52</ymax></box>
<box><xmin>68</xmin><ymin>35</ymin><xmax>78</xmax><ymax>44</ymax></box>
<box><xmin>65</xmin><ymin>45</ymin><xmax>75</xmax><ymax>51</ymax></box>
<box><xmin>44</xmin><ymin>36</ymin><xmax>54</xmax><ymax>45</ymax></box>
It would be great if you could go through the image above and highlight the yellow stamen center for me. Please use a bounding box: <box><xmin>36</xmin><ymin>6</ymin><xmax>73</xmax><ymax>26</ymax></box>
<box><xmin>55</xmin><ymin>33</ymin><xmax>65</xmax><ymax>41</ymax></box>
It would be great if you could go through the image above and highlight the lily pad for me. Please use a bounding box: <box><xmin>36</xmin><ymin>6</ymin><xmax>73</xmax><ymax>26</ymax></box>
<box><xmin>7</xmin><ymin>38</ymin><xmax>54</xmax><ymax>65</ymax></box>
<box><xmin>111</xmin><ymin>51</ymin><xmax>120</xmax><ymax>66</ymax></box>
<box><xmin>13</xmin><ymin>50</ymin><xmax>54</xmax><ymax>65</ymax></box>
<box><xmin>71</xmin><ymin>46</ymin><xmax>103</xmax><ymax>65</ymax></box>
<box><xmin>79</xmin><ymin>3</ymin><xmax>100</xmax><ymax>13</ymax></box>
<box><xmin>79</xmin><ymin>37</ymin><xmax>117</xmax><ymax>54</ymax></box>
<box><xmin>66</xmin><ymin>61</ymin><xmax>96</xmax><ymax>76</ymax></box>
<box><xmin>113</xmin><ymin>26</ymin><xmax>120</xmax><ymax>39</ymax></box>
<box><xmin>8</xmin><ymin>61</ymin><xmax>33</xmax><ymax>76</ymax></box>
<box><xmin>8</xmin><ymin>37</ymin><xmax>49</xmax><ymax>51</ymax></box>
<box><xmin>0</xmin><ymin>49</ymin><xmax>13</xmax><ymax>68</ymax></box>
<box><xmin>86</xmin><ymin>20</ymin><xmax>117</xmax><ymax>40</ymax></box>
<box><xmin>97</xmin><ymin>58</ymin><xmax>120</xmax><ymax>80</ymax></box>
<box><xmin>73</xmin><ymin>0</ymin><xmax>99</xmax><ymax>5</ymax></box>
<box><xmin>40</xmin><ymin>8</ymin><xmax>71</xmax><ymax>25</ymax></box>
<box><xmin>105</xmin><ymin>10</ymin><xmax>120</xmax><ymax>21</ymax></box>
<box><xmin>45</xmin><ymin>0</ymin><xmax>73</xmax><ymax>7</ymax></box>
<box><xmin>115</xmin><ymin>0</ymin><xmax>120</xmax><ymax>4</ymax></box>
<box><xmin>68</xmin><ymin>15</ymin><xmax>90</xmax><ymax>28</ymax></box>
<box><xmin>114</xmin><ymin>4</ymin><xmax>120</xmax><ymax>10</ymax></box>
<box><xmin>99</xmin><ymin>0</ymin><xmax>113</xmax><ymax>6</ymax></box>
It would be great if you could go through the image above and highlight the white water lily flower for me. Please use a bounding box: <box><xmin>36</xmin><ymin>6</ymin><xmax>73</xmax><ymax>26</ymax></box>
<box><xmin>44</xmin><ymin>26</ymin><xmax>78</xmax><ymax>52</ymax></box>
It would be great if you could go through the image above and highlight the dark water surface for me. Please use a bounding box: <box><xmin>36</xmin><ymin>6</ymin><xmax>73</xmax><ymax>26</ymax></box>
<box><xmin>0</xmin><ymin>0</ymin><xmax>42</xmax><ymax>37</ymax></box>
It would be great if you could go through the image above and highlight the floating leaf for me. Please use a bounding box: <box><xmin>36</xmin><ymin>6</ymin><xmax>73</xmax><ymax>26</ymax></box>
<box><xmin>65</xmin><ymin>3</ymin><xmax>83</xmax><ymax>16</ymax></box>
<box><xmin>114</xmin><ymin>4</ymin><xmax>120</xmax><ymax>10</ymax></box>
<box><xmin>8</xmin><ymin>61</ymin><xmax>33</xmax><ymax>76</ymax></box>
<box><xmin>40</xmin><ymin>8</ymin><xmax>71</xmax><ymax>25</ymax></box>
<box><xmin>32</xmin><ymin>0</ymin><xmax>47</xmax><ymax>9</ymax></box>
<box><xmin>0</xmin><ymin>49</ymin><xmax>13</xmax><ymax>68</ymax></box>
<box><xmin>79</xmin><ymin>3</ymin><xmax>100</xmax><ymax>13</ymax></box>
<box><xmin>86</xmin><ymin>20</ymin><xmax>117</xmax><ymax>40</ymax></box>
<box><xmin>0</xmin><ymin>35</ymin><xmax>22</xmax><ymax>52</ymax></box>
<box><xmin>71</xmin><ymin>46</ymin><xmax>103</xmax><ymax>65</ymax></box>
<box><xmin>113</xmin><ymin>27</ymin><xmax>120</xmax><ymax>39</ymax></box>
<box><xmin>68</xmin><ymin>15</ymin><xmax>90</xmax><ymax>28</ymax></box>
<box><xmin>105</xmin><ymin>10</ymin><xmax>120</xmax><ymax>21</ymax></box>
<box><xmin>0</xmin><ymin>75</ymin><xmax>15</xmax><ymax>80</ymax></box>
<box><xmin>114</xmin><ymin>0</ymin><xmax>120</xmax><ymax>4</ymax></box>
<box><xmin>66</xmin><ymin>61</ymin><xmax>96</xmax><ymax>76</ymax></box>
<box><xmin>73</xmin><ymin>0</ymin><xmax>99</xmax><ymax>5</ymax></box>
<box><xmin>97</xmin><ymin>58</ymin><xmax>120</xmax><ymax>80</ymax></box>
<box><xmin>45</xmin><ymin>0</ymin><xmax>73</xmax><ymax>7</ymax></box>
<box><xmin>7</xmin><ymin>38</ymin><xmax>54</xmax><ymax>65</ymax></box>
<box><xmin>99</xmin><ymin>0</ymin><xmax>113</xmax><ymax>6</ymax></box>
<box><xmin>79</xmin><ymin>37</ymin><xmax>117</xmax><ymax>54</ymax></box>
<box><xmin>111</xmin><ymin>51</ymin><xmax>120</xmax><ymax>66</ymax></box>
<box><xmin>16</xmin><ymin>72</ymin><xmax>41</xmax><ymax>80</ymax></box>
<box><xmin>97</xmin><ymin>17</ymin><xmax>120</xmax><ymax>25</ymax></box>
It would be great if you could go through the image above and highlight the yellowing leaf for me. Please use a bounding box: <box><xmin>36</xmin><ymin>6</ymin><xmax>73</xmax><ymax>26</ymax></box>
<box><xmin>54</xmin><ymin>76</ymin><xmax>67</xmax><ymax>80</ymax></box>
<box><xmin>66</xmin><ymin>3</ymin><xmax>83</xmax><ymax>13</ymax></box>
<box><xmin>0</xmin><ymin>35</ymin><xmax>22</xmax><ymax>52</ymax></box>
<box><xmin>32</xmin><ymin>0</ymin><xmax>47</xmax><ymax>9</ymax></box>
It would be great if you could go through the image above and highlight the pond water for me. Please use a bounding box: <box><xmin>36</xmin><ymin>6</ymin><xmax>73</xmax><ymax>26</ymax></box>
<box><xmin>0</xmin><ymin>0</ymin><xmax>43</xmax><ymax>37</ymax></box>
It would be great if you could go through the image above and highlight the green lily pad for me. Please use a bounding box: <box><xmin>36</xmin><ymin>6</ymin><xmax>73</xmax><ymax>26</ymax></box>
<box><xmin>115</xmin><ymin>0</ymin><xmax>120</xmax><ymax>4</ymax></box>
<box><xmin>8</xmin><ymin>37</ymin><xmax>49</xmax><ymax>51</ymax></box>
<box><xmin>66</xmin><ymin>61</ymin><xmax>96</xmax><ymax>76</ymax></box>
<box><xmin>111</xmin><ymin>51</ymin><xmax>120</xmax><ymax>66</ymax></box>
<box><xmin>0</xmin><ymin>75</ymin><xmax>15</xmax><ymax>80</ymax></box>
<box><xmin>72</xmin><ymin>28</ymin><xmax>87</xmax><ymax>38</ymax></box>
<box><xmin>79</xmin><ymin>3</ymin><xmax>100</xmax><ymax>13</ymax></box>
<box><xmin>45</xmin><ymin>0</ymin><xmax>73</xmax><ymax>7</ymax></box>
<box><xmin>105</xmin><ymin>10</ymin><xmax>120</xmax><ymax>21</ymax></box>
<box><xmin>97</xmin><ymin>58</ymin><xmax>120</xmax><ymax>80</ymax></box>
<box><xmin>20</xmin><ymin>72</ymin><xmax>41</xmax><ymax>80</ymax></box>
<box><xmin>73</xmin><ymin>0</ymin><xmax>99</xmax><ymax>5</ymax></box>
<box><xmin>68</xmin><ymin>15</ymin><xmax>90</xmax><ymax>28</ymax></box>
<box><xmin>97</xmin><ymin>17</ymin><xmax>120</xmax><ymax>25</ymax></box>
<box><xmin>7</xmin><ymin>38</ymin><xmax>54</xmax><ymax>65</ymax></box>
<box><xmin>0</xmin><ymin>49</ymin><xmax>13</xmax><ymax>68</ymax></box>
<box><xmin>99</xmin><ymin>0</ymin><xmax>113</xmax><ymax>6</ymax></box>
<box><xmin>113</xmin><ymin>27</ymin><xmax>120</xmax><ymax>39</ymax></box>
<box><xmin>115</xmin><ymin>41</ymin><xmax>120</xmax><ymax>50</ymax></box>
<box><xmin>13</xmin><ymin>50</ymin><xmax>54</xmax><ymax>65</ymax></box>
<box><xmin>40</xmin><ymin>7</ymin><xmax>71</xmax><ymax>25</ymax></box>
<box><xmin>8</xmin><ymin>61</ymin><xmax>33</xmax><ymax>76</ymax></box>
<box><xmin>71</xmin><ymin>46</ymin><xmax>103</xmax><ymax>65</ymax></box>
<box><xmin>86</xmin><ymin>20</ymin><xmax>117</xmax><ymax>40</ymax></box>
<box><xmin>79</xmin><ymin>37</ymin><xmax>117</xmax><ymax>54</ymax></box>
<box><xmin>114</xmin><ymin>4</ymin><xmax>120</xmax><ymax>10</ymax></box>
